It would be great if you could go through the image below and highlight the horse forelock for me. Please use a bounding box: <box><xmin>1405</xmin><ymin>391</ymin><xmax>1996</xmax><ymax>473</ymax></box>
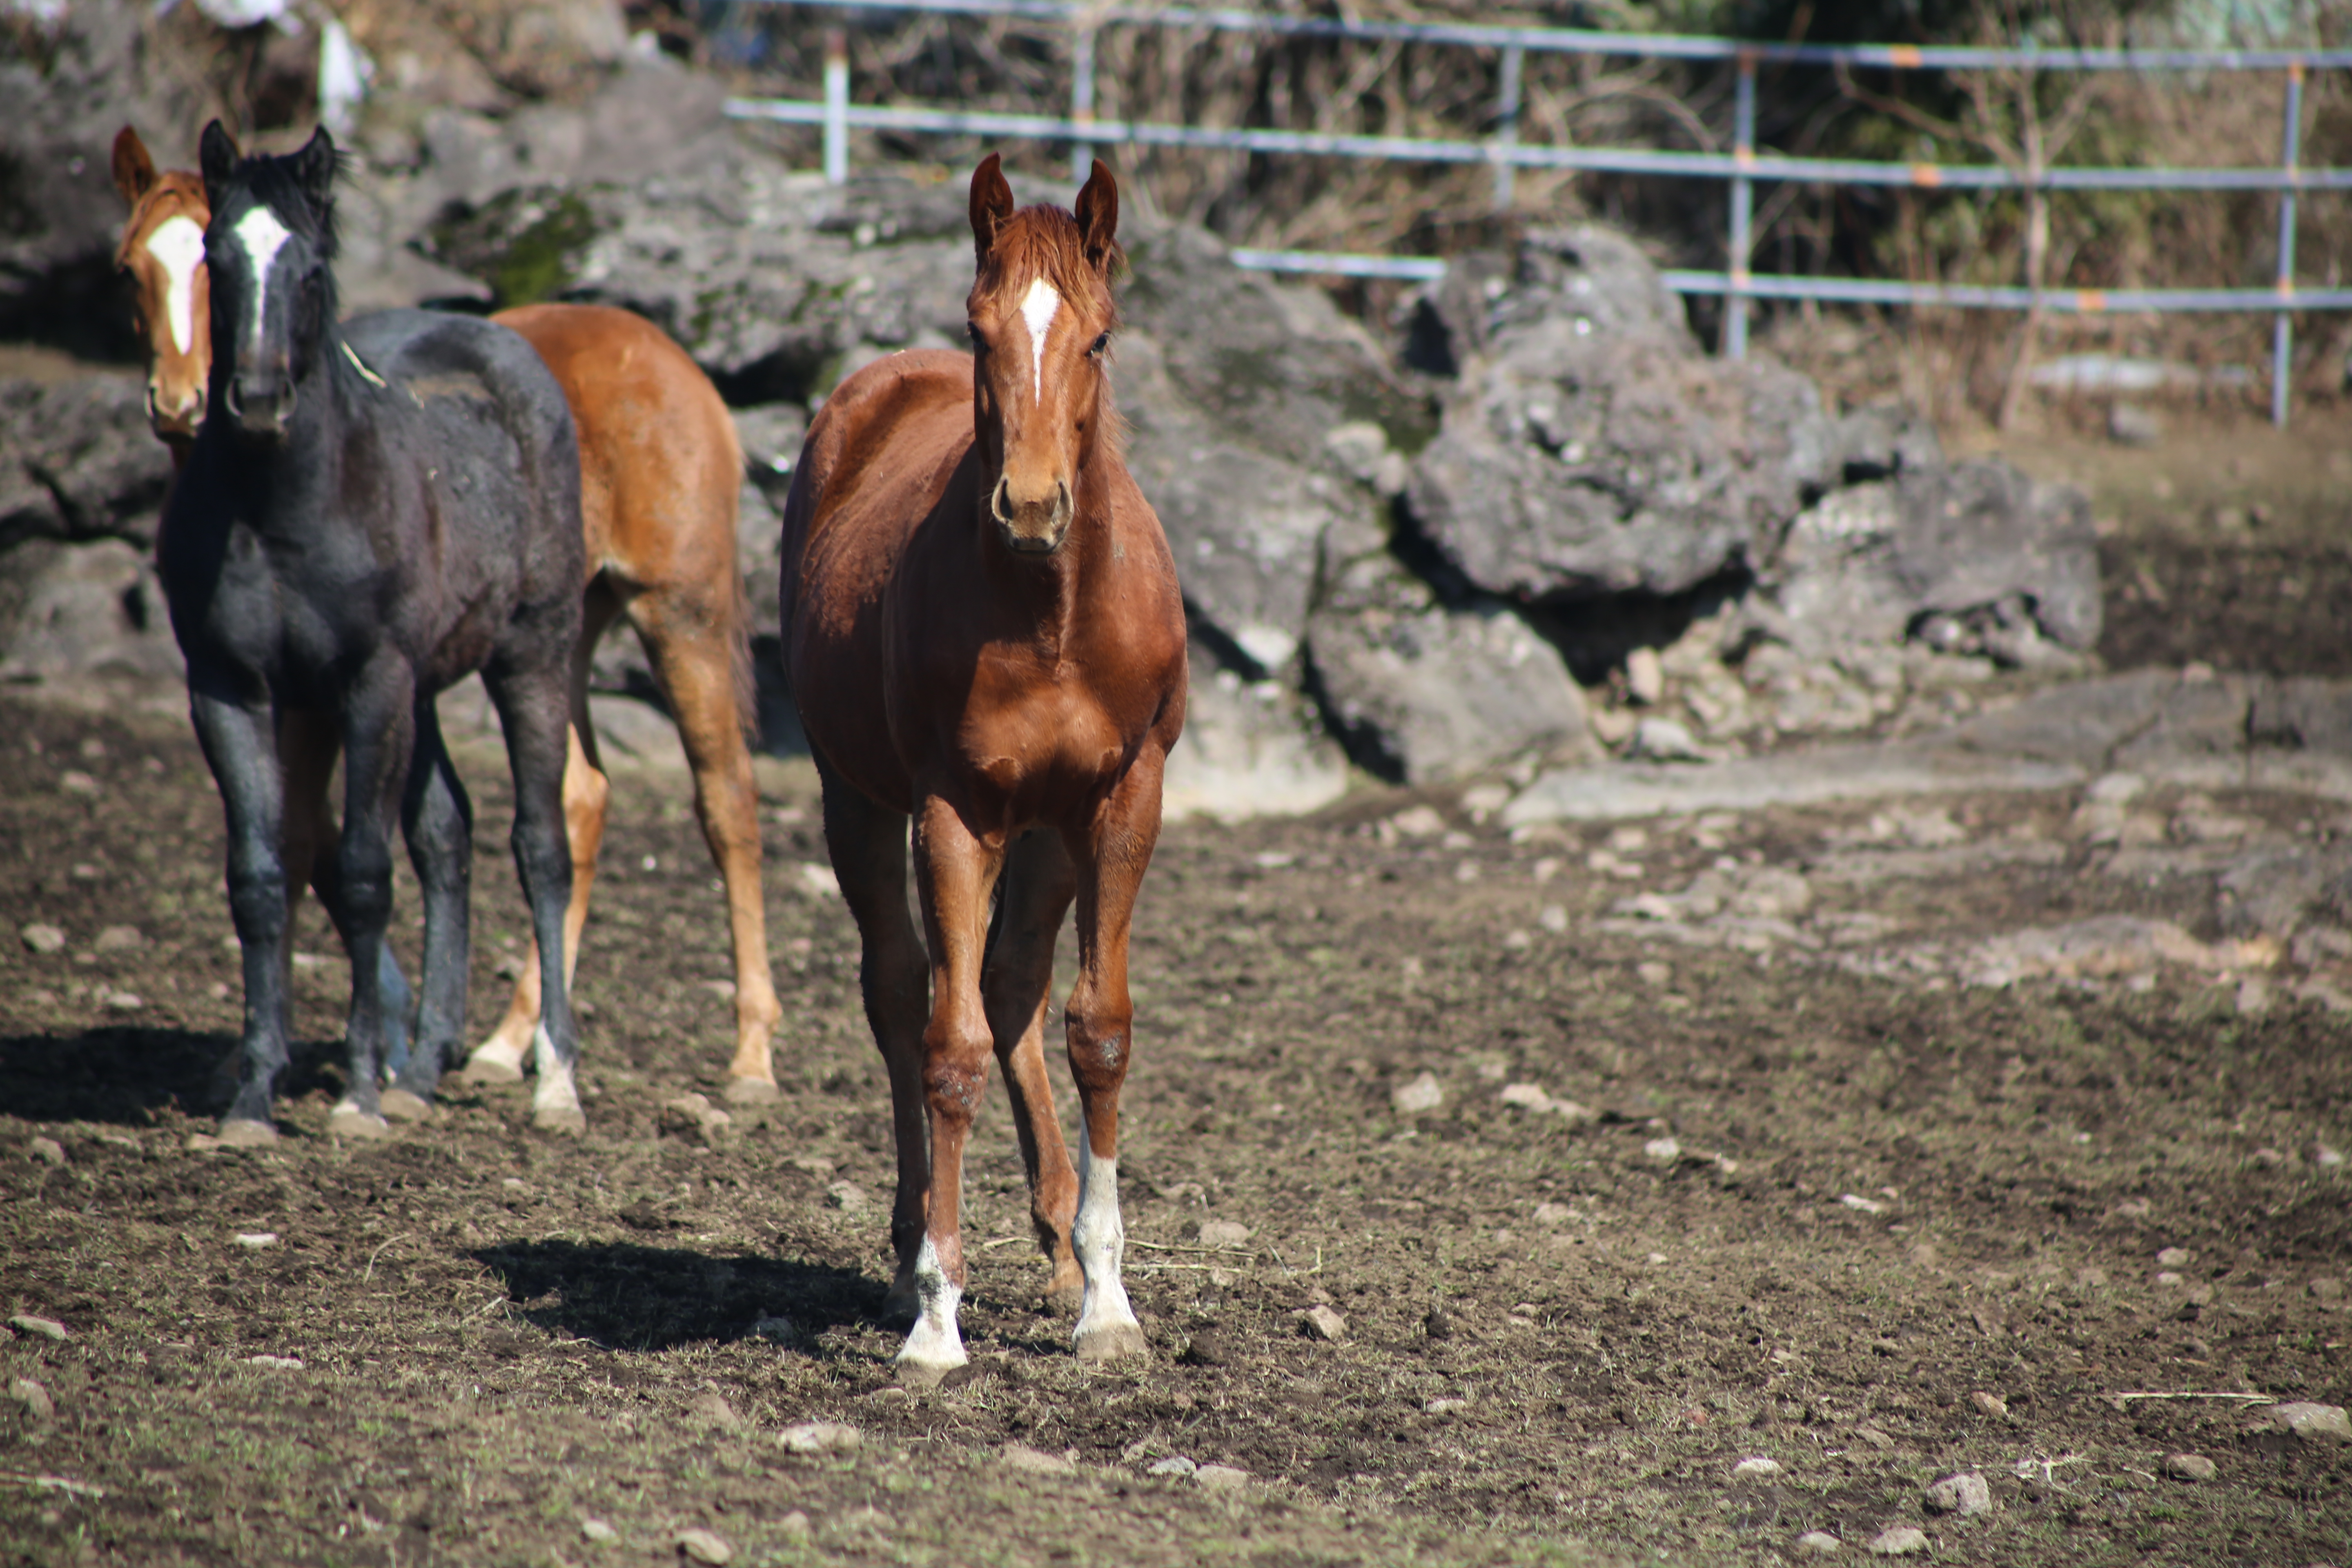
<box><xmin>213</xmin><ymin>149</ymin><xmax>341</xmax><ymax>265</ymax></box>
<box><xmin>973</xmin><ymin>206</ymin><xmax>1119</xmax><ymax>328</ymax></box>
<box><xmin>115</xmin><ymin>173</ymin><xmax>209</xmax><ymax>271</ymax></box>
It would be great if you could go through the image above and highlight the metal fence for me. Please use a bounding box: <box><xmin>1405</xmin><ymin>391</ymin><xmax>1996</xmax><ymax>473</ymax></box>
<box><xmin>724</xmin><ymin>0</ymin><xmax>2352</xmax><ymax>424</ymax></box>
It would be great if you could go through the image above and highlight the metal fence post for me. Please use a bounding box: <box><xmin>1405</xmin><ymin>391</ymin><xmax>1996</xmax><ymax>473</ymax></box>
<box><xmin>2273</xmin><ymin>60</ymin><xmax>2304</xmax><ymax>428</ymax></box>
<box><xmin>824</xmin><ymin>27</ymin><xmax>850</xmax><ymax>185</ymax></box>
<box><xmin>1070</xmin><ymin>25</ymin><xmax>1098</xmax><ymax>183</ymax></box>
<box><xmin>1492</xmin><ymin>45</ymin><xmax>1523</xmax><ymax>211</ymax></box>
<box><xmin>1726</xmin><ymin>49</ymin><xmax>1756</xmax><ymax>359</ymax></box>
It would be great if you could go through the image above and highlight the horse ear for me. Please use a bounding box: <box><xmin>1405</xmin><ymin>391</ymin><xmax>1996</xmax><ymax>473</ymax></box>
<box><xmin>111</xmin><ymin>126</ymin><xmax>157</xmax><ymax>206</ymax></box>
<box><xmin>969</xmin><ymin>152</ymin><xmax>1015</xmax><ymax>268</ymax></box>
<box><xmin>198</xmin><ymin>120</ymin><xmax>241</xmax><ymax>203</ymax></box>
<box><xmin>1073</xmin><ymin>159</ymin><xmax>1119</xmax><ymax>272</ymax></box>
<box><xmin>292</xmin><ymin>124</ymin><xmax>338</xmax><ymax>214</ymax></box>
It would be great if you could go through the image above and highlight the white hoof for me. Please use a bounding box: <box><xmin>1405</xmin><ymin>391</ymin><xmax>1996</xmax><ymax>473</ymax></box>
<box><xmin>531</xmin><ymin>1056</ymin><xmax>584</xmax><ymax>1136</ymax></box>
<box><xmin>721</xmin><ymin>1075</ymin><xmax>780</xmax><ymax>1106</ymax></box>
<box><xmin>1073</xmin><ymin>1318</ymin><xmax>1149</xmax><ymax>1363</ymax></box>
<box><xmin>462</xmin><ymin>1038</ymin><xmax>527</xmax><ymax>1085</ymax></box>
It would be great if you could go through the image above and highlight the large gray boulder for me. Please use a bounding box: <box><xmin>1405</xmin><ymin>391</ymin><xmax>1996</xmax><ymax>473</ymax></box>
<box><xmin>0</xmin><ymin>537</ymin><xmax>182</xmax><ymax>685</ymax></box>
<box><xmin>1404</xmin><ymin>227</ymin><xmax>1836</xmax><ymax>604</ymax></box>
<box><xmin>0</xmin><ymin>376</ymin><xmax>174</xmax><ymax>551</ymax></box>
<box><xmin>1163</xmin><ymin>646</ymin><xmax>1351</xmax><ymax>821</ymax></box>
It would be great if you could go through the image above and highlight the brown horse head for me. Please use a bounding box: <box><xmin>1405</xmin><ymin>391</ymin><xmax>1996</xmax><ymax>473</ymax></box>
<box><xmin>965</xmin><ymin>153</ymin><xmax>1123</xmax><ymax>557</ymax></box>
<box><xmin>112</xmin><ymin>126</ymin><xmax>214</xmax><ymax>450</ymax></box>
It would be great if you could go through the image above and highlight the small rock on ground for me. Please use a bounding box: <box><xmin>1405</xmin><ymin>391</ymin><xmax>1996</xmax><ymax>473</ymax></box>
<box><xmin>1147</xmin><ymin>1455</ymin><xmax>1197</xmax><ymax>1476</ymax></box>
<box><xmin>581</xmin><ymin>1518</ymin><xmax>617</xmax><ymax>1542</ymax></box>
<box><xmin>1971</xmin><ymin>1390</ymin><xmax>2010</xmax><ymax>1419</ymax></box>
<box><xmin>8</xmin><ymin>1314</ymin><xmax>67</xmax><ymax>1341</ymax></box>
<box><xmin>1196</xmin><ymin>1219</ymin><xmax>1251</xmax><ymax>1249</ymax></box>
<box><xmin>19</xmin><ymin>922</ymin><xmax>66</xmax><ymax>955</ymax></box>
<box><xmin>27</xmin><ymin>1136</ymin><xmax>64</xmax><ymax>1166</ymax></box>
<box><xmin>1852</xmin><ymin>1425</ymin><xmax>1895</xmax><ymax>1450</ymax></box>
<box><xmin>675</xmin><ymin>1527</ymin><xmax>733</xmax><ymax>1564</ymax></box>
<box><xmin>779</xmin><ymin>1511</ymin><xmax>811</xmax><ymax>1536</ymax></box>
<box><xmin>11</xmin><ymin>1378</ymin><xmax>54</xmax><ymax>1420</ymax></box>
<box><xmin>1298</xmin><ymin>1304</ymin><xmax>1347</xmax><ymax>1341</ymax></box>
<box><xmin>1391</xmin><ymin>1071</ymin><xmax>1443</xmax><ymax>1114</ymax></box>
<box><xmin>686</xmin><ymin>1389</ymin><xmax>744</xmax><ymax>1431</ymax></box>
<box><xmin>1925</xmin><ymin>1471</ymin><xmax>1993</xmax><ymax>1516</ymax></box>
<box><xmin>1795</xmin><ymin>1532</ymin><xmax>1843</xmax><ymax>1556</ymax></box>
<box><xmin>1194</xmin><ymin>1464</ymin><xmax>1250</xmax><ymax>1489</ymax></box>
<box><xmin>1002</xmin><ymin>1443</ymin><xmax>1078</xmax><ymax>1475</ymax></box>
<box><xmin>1867</xmin><ymin>1526</ymin><xmax>1930</xmax><ymax>1555</ymax></box>
<box><xmin>779</xmin><ymin>1421</ymin><xmax>862</xmax><ymax>1454</ymax></box>
<box><xmin>1733</xmin><ymin>1457</ymin><xmax>1783</xmax><ymax>1478</ymax></box>
<box><xmin>2246</xmin><ymin>1401</ymin><xmax>2352</xmax><ymax>1444</ymax></box>
<box><xmin>2165</xmin><ymin>1453</ymin><xmax>2218</xmax><ymax>1481</ymax></box>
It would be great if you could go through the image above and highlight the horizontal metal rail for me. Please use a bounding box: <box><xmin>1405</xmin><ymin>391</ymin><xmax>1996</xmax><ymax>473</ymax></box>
<box><xmin>725</xmin><ymin>1</ymin><xmax>2348</xmax><ymax>424</ymax></box>
<box><xmin>736</xmin><ymin>0</ymin><xmax>2352</xmax><ymax>71</ymax></box>
<box><xmin>725</xmin><ymin>97</ymin><xmax>2352</xmax><ymax>192</ymax></box>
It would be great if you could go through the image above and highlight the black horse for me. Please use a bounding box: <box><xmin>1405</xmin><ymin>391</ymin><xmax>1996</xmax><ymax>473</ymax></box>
<box><xmin>162</xmin><ymin>122</ymin><xmax>588</xmax><ymax>1143</ymax></box>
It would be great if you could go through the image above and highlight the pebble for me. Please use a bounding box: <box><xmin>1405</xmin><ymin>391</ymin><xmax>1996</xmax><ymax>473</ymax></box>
<box><xmin>779</xmin><ymin>1511</ymin><xmax>811</xmax><ymax>1537</ymax></box>
<box><xmin>19</xmin><ymin>923</ymin><xmax>66</xmax><ymax>955</ymax></box>
<box><xmin>825</xmin><ymin>1181</ymin><xmax>869</xmax><ymax>1212</ymax></box>
<box><xmin>1499</xmin><ymin>1083</ymin><xmax>1550</xmax><ymax>1109</ymax></box>
<box><xmin>1925</xmin><ymin>1471</ymin><xmax>1993</xmax><ymax>1516</ymax></box>
<box><xmin>1425</xmin><ymin>1397</ymin><xmax>1470</xmax><ymax>1416</ymax></box>
<box><xmin>28</xmin><ymin>1137</ymin><xmax>64</xmax><ymax>1166</ymax></box>
<box><xmin>1194</xmin><ymin>1464</ymin><xmax>1250</xmax><ymax>1490</ymax></box>
<box><xmin>1532</xmin><ymin>1202</ymin><xmax>1572</xmax><ymax>1226</ymax></box>
<box><xmin>234</xmin><ymin>1232</ymin><xmax>279</xmax><ymax>1249</ymax></box>
<box><xmin>2318</xmin><ymin>1143</ymin><xmax>2346</xmax><ymax>1170</ymax></box>
<box><xmin>581</xmin><ymin>1518</ymin><xmax>617</xmax><ymax>1543</ymax></box>
<box><xmin>59</xmin><ymin>770</ymin><xmax>98</xmax><ymax>795</ymax></box>
<box><xmin>1390</xmin><ymin>1072</ymin><xmax>1443</xmax><ymax>1115</ymax></box>
<box><xmin>1866</xmin><ymin>1526</ymin><xmax>1929</xmax><ymax>1555</ymax></box>
<box><xmin>1385</xmin><ymin>805</ymin><xmax>1447</xmax><ymax>840</ymax></box>
<box><xmin>93</xmin><ymin>924</ymin><xmax>143</xmax><ymax>951</ymax></box>
<box><xmin>1625</xmin><ymin>647</ymin><xmax>1666</xmax><ymax>705</ymax></box>
<box><xmin>11</xmin><ymin>1377</ymin><xmax>53</xmax><ymax>1421</ymax></box>
<box><xmin>2156</xmin><ymin>1246</ymin><xmax>2193</xmax><ymax>1267</ymax></box>
<box><xmin>1840</xmin><ymin>1194</ymin><xmax>1886</xmax><ymax>1215</ymax></box>
<box><xmin>8</xmin><ymin>1314</ymin><xmax>67</xmax><ymax>1342</ymax></box>
<box><xmin>1794</xmin><ymin>1531</ymin><xmax>1843</xmax><ymax>1555</ymax></box>
<box><xmin>246</xmin><ymin>1354</ymin><xmax>304</xmax><ymax>1370</ymax></box>
<box><xmin>1298</xmin><ymin>1305</ymin><xmax>1347</xmax><ymax>1342</ymax></box>
<box><xmin>1733</xmin><ymin>1457</ymin><xmax>1784</xmax><ymax>1479</ymax></box>
<box><xmin>1852</xmin><ymin>1425</ymin><xmax>1895</xmax><ymax>1450</ymax></box>
<box><xmin>779</xmin><ymin>1421</ymin><xmax>862</xmax><ymax>1454</ymax></box>
<box><xmin>1002</xmin><ymin>1443</ymin><xmax>1078</xmax><ymax>1475</ymax></box>
<box><xmin>1147</xmin><ymin>1456</ymin><xmax>1197</xmax><ymax>1476</ymax></box>
<box><xmin>1197</xmin><ymin>1220</ymin><xmax>1251</xmax><ymax>1249</ymax></box>
<box><xmin>105</xmin><ymin>991</ymin><xmax>144</xmax><ymax>1011</ymax></box>
<box><xmin>2245</xmin><ymin>1401</ymin><xmax>2352</xmax><ymax>1444</ymax></box>
<box><xmin>1970</xmin><ymin>1391</ymin><xmax>2009</xmax><ymax>1420</ymax></box>
<box><xmin>687</xmin><ymin>1390</ymin><xmax>744</xmax><ymax>1431</ymax></box>
<box><xmin>1537</xmin><ymin>904</ymin><xmax>1569</xmax><ymax>933</ymax></box>
<box><xmin>675</xmin><ymin>1527</ymin><xmax>734</xmax><ymax>1565</ymax></box>
<box><xmin>2165</xmin><ymin>1453</ymin><xmax>2217</xmax><ymax>1482</ymax></box>
<box><xmin>1630</xmin><ymin>717</ymin><xmax>1706</xmax><ymax>762</ymax></box>
<box><xmin>1642</xmin><ymin>1137</ymin><xmax>1681</xmax><ymax>1161</ymax></box>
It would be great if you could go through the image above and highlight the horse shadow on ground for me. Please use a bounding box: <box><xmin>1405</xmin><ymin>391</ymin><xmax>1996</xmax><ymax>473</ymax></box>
<box><xmin>0</xmin><ymin>1026</ymin><xmax>352</xmax><ymax>1127</ymax></box>
<box><xmin>472</xmin><ymin>1238</ymin><xmax>885</xmax><ymax>1354</ymax></box>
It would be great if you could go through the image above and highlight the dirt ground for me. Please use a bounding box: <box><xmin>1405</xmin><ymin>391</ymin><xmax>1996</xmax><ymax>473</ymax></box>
<box><xmin>4</xmin><ymin>431</ymin><xmax>2351</xmax><ymax>1567</ymax></box>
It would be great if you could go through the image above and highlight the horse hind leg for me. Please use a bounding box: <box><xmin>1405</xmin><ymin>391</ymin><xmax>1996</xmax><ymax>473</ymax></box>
<box><xmin>384</xmin><ymin>700</ymin><xmax>473</xmax><ymax>1121</ymax></box>
<box><xmin>483</xmin><ymin>655</ymin><xmax>585</xmax><ymax>1136</ymax></box>
<box><xmin>630</xmin><ymin>597</ymin><xmax>780</xmax><ymax>1103</ymax></box>
<box><xmin>815</xmin><ymin>755</ymin><xmax>929</xmax><ymax>1324</ymax></box>
<box><xmin>465</xmin><ymin>583</ymin><xmax>619</xmax><ymax>1085</ymax></box>
<box><xmin>982</xmin><ymin>829</ymin><xmax>1083</xmax><ymax>1314</ymax></box>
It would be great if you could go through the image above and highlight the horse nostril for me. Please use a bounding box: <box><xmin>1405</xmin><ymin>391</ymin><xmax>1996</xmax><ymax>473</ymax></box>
<box><xmin>991</xmin><ymin>477</ymin><xmax>1013</xmax><ymax>524</ymax></box>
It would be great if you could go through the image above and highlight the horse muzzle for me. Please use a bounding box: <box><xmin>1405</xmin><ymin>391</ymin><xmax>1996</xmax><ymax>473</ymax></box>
<box><xmin>990</xmin><ymin>476</ymin><xmax>1073</xmax><ymax>556</ymax></box>
<box><xmin>147</xmin><ymin>381</ymin><xmax>205</xmax><ymax>442</ymax></box>
<box><xmin>224</xmin><ymin>372</ymin><xmax>291</xmax><ymax>440</ymax></box>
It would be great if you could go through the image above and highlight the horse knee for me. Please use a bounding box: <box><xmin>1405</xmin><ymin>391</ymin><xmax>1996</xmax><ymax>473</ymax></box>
<box><xmin>226</xmin><ymin>865</ymin><xmax>290</xmax><ymax>941</ymax></box>
<box><xmin>920</xmin><ymin>1039</ymin><xmax>989</xmax><ymax>1128</ymax></box>
<box><xmin>1064</xmin><ymin>1006</ymin><xmax>1131</xmax><ymax>1095</ymax></box>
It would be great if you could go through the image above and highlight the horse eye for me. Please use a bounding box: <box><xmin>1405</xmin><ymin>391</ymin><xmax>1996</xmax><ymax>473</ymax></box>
<box><xmin>966</xmin><ymin>322</ymin><xmax>985</xmax><ymax>350</ymax></box>
<box><xmin>1089</xmin><ymin>333</ymin><xmax>1110</xmax><ymax>356</ymax></box>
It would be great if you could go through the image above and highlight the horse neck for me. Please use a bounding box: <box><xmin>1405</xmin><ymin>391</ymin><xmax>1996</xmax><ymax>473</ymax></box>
<box><xmin>202</xmin><ymin>337</ymin><xmax>357</xmax><ymax>522</ymax></box>
<box><xmin>987</xmin><ymin>443</ymin><xmax>1119</xmax><ymax>658</ymax></box>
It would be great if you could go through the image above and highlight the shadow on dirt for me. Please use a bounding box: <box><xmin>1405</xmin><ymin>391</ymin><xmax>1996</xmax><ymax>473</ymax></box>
<box><xmin>474</xmin><ymin>1238</ymin><xmax>884</xmax><ymax>1351</ymax></box>
<box><xmin>0</xmin><ymin>1027</ymin><xmax>369</xmax><ymax>1125</ymax></box>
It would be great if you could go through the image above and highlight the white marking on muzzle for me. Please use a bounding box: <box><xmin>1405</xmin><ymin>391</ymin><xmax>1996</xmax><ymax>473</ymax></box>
<box><xmin>230</xmin><ymin>205</ymin><xmax>296</xmax><ymax>359</ymax></box>
<box><xmin>1019</xmin><ymin>276</ymin><xmax>1060</xmax><ymax>405</ymax></box>
<box><xmin>143</xmin><ymin>215</ymin><xmax>207</xmax><ymax>357</ymax></box>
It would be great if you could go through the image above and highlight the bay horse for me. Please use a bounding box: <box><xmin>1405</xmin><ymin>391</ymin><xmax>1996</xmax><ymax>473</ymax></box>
<box><xmin>780</xmin><ymin>155</ymin><xmax>1187</xmax><ymax>1378</ymax></box>
<box><xmin>163</xmin><ymin>122</ymin><xmax>587</xmax><ymax>1144</ymax></box>
<box><xmin>114</xmin><ymin>127</ymin><xmax>783</xmax><ymax>1105</ymax></box>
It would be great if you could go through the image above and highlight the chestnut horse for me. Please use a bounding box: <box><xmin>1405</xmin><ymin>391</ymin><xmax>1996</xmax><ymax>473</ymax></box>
<box><xmin>780</xmin><ymin>155</ymin><xmax>1187</xmax><ymax>1378</ymax></box>
<box><xmin>111</xmin><ymin>127</ymin><xmax>782</xmax><ymax>1105</ymax></box>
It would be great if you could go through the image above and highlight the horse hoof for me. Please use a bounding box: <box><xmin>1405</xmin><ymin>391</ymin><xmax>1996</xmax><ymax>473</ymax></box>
<box><xmin>216</xmin><ymin>1118</ymin><xmax>279</xmax><ymax>1148</ymax></box>
<box><xmin>461</xmin><ymin>1052</ymin><xmax>525</xmax><ymax>1086</ymax></box>
<box><xmin>721</xmin><ymin>1075</ymin><xmax>780</xmax><ymax>1106</ymax></box>
<box><xmin>379</xmin><ymin>1087</ymin><xmax>432</xmax><ymax>1123</ymax></box>
<box><xmin>1072</xmin><ymin>1320</ymin><xmax>1150</xmax><ymax>1364</ymax></box>
<box><xmin>327</xmin><ymin>1104</ymin><xmax>392</xmax><ymax>1140</ymax></box>
<box><xmin>531</xmin><ymin>1104</ymin><xmax>587</xmax><ymax>1137</ymax></box>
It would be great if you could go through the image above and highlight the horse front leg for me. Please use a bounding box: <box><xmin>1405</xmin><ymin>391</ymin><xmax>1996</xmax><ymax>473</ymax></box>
<box><xmin>387</xmin><ymin>697</ymin><xmax>472</xmax><ymax>1119</ymax></box>
<box><xmin>983</xmin><ymin>828</ymin><xmax>1083</xmax><ymax>1314</ymax></box>
<box><xmin>815</xmin><ymin>757</ymin><xmax>929</xmax><ymax>1321</ymax></box>
<box><xmin>324</xmin><ymin>668</ymin><xmax>417</xmax><ymax>1140</ymax></box>
<box><xmin>189</xmin><ymin>685</ymin><xmax>295</xmax><ymax>1143</ymax></box>
<box><xmin>1061</xmin><ymin>750</ymin><xmax>1168</xmax><ymax>1364</ymax></box>
<box><xmin>900</xmin><ymin>794</ymin><xmax>1006</xmax><ymax>1384</ymax></box>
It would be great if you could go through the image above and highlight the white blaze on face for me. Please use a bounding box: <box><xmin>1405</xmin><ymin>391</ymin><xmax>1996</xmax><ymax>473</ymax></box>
<box><xmin>1018</xmin><ymin>276</ymin><xmax>1061</xmax><ymax>404</ymax></box>
<box><xmin>143</xmin><ymin>215</ymin><xmax>207</xmax><ymax>357</ymax></box>
<box><xmin>230</xmin><ymin>204</ymin><xmax>296</xmax><ymax>356</ymax></box>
